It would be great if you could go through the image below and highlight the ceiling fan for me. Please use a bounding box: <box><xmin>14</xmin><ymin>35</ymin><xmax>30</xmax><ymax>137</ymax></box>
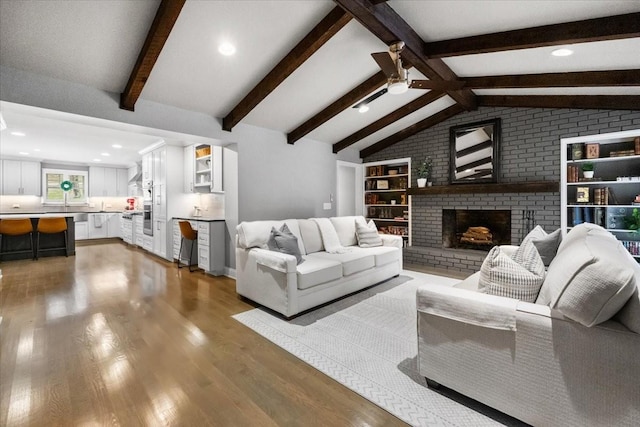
<box><xmin>371</xmin><ymin>41</ymin><xmax>465</xmax><ymax>94</ymax></box>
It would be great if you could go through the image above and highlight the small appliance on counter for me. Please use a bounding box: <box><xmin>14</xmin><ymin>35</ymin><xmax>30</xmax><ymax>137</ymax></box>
<box><xmin>126</xmin><ymin>198</ymin><xmax>136</xmax><ymax>210</ymax></box>
<box><xmin>193</xmin><ymin>206</ymin><xmax>202</xmax><ymax>217</ymax></box>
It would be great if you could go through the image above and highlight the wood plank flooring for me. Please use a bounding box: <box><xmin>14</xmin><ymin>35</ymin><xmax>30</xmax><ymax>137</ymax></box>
<box><xmin>0</xmin><ymin>242</ymin><xmax>408</xmax><ymax>426</ymax></box>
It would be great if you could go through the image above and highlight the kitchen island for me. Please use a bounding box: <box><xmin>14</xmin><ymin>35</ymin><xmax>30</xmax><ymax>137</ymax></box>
<box><xmin>0</xmin><ymin>213</ymin><xmax>77</xmax><ymax>261</ymax></box>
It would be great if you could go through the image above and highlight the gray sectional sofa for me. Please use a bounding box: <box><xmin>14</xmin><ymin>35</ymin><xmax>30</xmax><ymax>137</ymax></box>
<box><xmin>417</xmin><ymin>223</ymin><xmax>640</xmax><ymax>426</ymax></box>
<box><xmin>236</xmin><ymin>216</ymin><xmax>403</xmax><ymax>317</ymax></box>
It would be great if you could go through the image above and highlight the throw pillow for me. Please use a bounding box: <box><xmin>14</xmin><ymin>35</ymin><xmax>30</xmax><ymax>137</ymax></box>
<box><xmin>355</xmin><ymin>220</ymin><xmax>382</xmax><ymax>248</ymax></box>
<box><xmin>479</xmin><ymin>238</ymin><xmax>546</xmax><ymax>302</ymax></box>
<box><xmin>525</xmin><ymin>226</ymin><xmax>562</xmax><ymax>267</ymax></box>
<box><xmin>267</xmin><ymin>224</ymin><xmax>304</xmax><ymax>265</ymax></box>
<box><xmin>542</xmin><ymin>223</ymin><xmax>637</xmax><ymax>327</ymax></box>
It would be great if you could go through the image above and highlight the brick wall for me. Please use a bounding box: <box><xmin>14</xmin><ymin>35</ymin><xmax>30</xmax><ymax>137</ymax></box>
<box><xmin>364</xmin><ymin>107</ymin><xmax>640</xmax><ymax>274</ymax></box>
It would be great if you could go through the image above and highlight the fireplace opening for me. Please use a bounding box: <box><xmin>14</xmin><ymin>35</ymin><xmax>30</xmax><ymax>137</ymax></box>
<box><xmin>442</xmin><ymin>209</ymin><xmax>511</xmax><ymax>251</ymax></box>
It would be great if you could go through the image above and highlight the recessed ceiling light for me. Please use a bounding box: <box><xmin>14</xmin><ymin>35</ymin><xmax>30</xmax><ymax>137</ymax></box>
<box><xmin>112</xmin><ymin>144</ymin><xmax>122</xmax><ymax>148</ymax></box>
<box><xmin>19</xmin><ymin>151</ymin><xmax>29</xmax><ymax>155</ymax></box>
<box><xmin>93</xmin><ymin>158</ymin><xmax>102</xmax><ymax>162</ymax></box>
<box><xmin>358</xmin><ymin>104</ymin><xmax>370</xmax><ymax>113</ymax></box>
<box><xmin>11</xmin><ymin>131</ymin><xmax>26</xmax><ymax>137</ymax></box>
<box><xmin>33</xmin><ymin>148</ymin><xmax>41</xmax><ymax>152</ymax></box>
<box><xmin>218</xmin><ymin>42</ymin><xmax>236</xmax><ymax>56</ymax></box>
<box><xmin>101</xmin><ymin>152</ymin><xmax>110</xmax><ymax>156</ymax></box>
<box><xmin>551</xmin><ymin>48</ymin><xmax>573</xmax><ymax>57</ymax></box>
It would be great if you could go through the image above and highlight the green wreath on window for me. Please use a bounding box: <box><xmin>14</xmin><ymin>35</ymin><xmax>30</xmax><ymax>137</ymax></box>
<box><xmin>60</xmin><ymin>180</ymin><xmax>73</xmax><ymax>191</ymax></box>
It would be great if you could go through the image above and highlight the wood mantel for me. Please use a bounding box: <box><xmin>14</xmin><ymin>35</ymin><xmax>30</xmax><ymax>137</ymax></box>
<box><xmin>407</xmin><ymin>181</ymin><xmax>559</xmax><ymax>195</ymax></box>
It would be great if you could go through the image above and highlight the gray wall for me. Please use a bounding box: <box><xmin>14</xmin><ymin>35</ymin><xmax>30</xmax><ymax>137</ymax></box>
<box><xmin>365</xmin><ymin>106</ymin><xmax>640</xmax><ymax>274</ymax></box>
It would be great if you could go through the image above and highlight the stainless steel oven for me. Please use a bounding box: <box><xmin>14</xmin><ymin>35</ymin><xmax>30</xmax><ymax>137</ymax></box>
<box><xmin>143</xmin><ymin>201</ymin><xmax>153</xmax><ymax>236</ymax></box>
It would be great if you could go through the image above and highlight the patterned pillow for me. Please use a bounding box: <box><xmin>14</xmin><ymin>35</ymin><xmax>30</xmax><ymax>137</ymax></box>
<box><xmin>479</xmin><ymin>238</ymin><xmax>546</xmax><ymax>302</ymax></box>
<box><xmin>355</xmin><ymin>220</ymin><xmax>382</xmax><ymax>248</ymax></box>
<box><xmin>267</xmin><ymin>223</ymin><xmax>304</xmax><ymax>265</ymax></box>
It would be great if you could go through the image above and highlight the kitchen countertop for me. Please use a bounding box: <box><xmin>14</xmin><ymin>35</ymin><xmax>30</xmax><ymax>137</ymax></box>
<box><xmin>0</xmin><ymin>212</ymin><xmax>79</xmax><ymax>219</ymax></box>
<box><xmin>173</xmin><ymin>216</ymin><xmax>225</xmax><ymax>222</ymax></box>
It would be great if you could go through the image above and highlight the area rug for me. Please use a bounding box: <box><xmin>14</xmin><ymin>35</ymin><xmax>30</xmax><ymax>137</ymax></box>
<box><xmin>233</xmin><ymin>271</ymin><xmax>510</xmax><ymax>427</ymax></box>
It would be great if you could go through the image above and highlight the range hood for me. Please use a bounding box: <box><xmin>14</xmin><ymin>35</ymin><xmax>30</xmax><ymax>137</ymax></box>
<box><xmin>128</xmin><ymin>162</ymin><xmax>142</xmax><ymax>184</ymax></box>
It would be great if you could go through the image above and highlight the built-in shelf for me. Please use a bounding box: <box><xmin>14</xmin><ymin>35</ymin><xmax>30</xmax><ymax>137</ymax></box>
<box><xmin>407</xmin><ymin>181</ymin><xmax>559</xmax><ymax>195</ymax></box>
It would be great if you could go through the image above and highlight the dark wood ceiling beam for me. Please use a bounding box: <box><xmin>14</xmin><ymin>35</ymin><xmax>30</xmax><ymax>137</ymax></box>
<box><xmin>287</xmin><ymin>71</ymin><xmax>387</xmax><ymax>144</ymax></box>
<box><xmin>333</xmin><ymin>91</ymin><xmax>445</xmax><ymax>153</ymax></box>
<box><xmin>359</xmin><ymin>104</ymin><xmax>464</xmax><ymax>158</ymax></box>
<box><xmin>120</xmin><ymin>0</ymin><xmax>186</xmax><ymax>111</ymax></box>
<box><xmin>478</xmin><ymin>95</ymin><xmax>640</xmax><ymax>110</ymax></box>
<box><xmin>334</xmin><ymin>0</ymin><xmax>476</xmax><ymax>110</ymax></box>
<box><xmin>222</xmin><ymin>7</ymin><xmax>351</xmax><ymax>132</ymax></box>
<box><xmin>425</xmin><ymin>12</ymin><xmax>640</xmax><ymax>58</ymax></box>
<box><xmin>465</xmin><ymin>70</ymin><xmax>640</xmax><ymax>89</ymax></box>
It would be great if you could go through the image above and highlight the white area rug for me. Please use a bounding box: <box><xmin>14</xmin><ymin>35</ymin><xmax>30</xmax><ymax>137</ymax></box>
<box><xmin>233</xmin><ymin>271</ymin><xmax>508</xmax><ymax>427</ymax></box>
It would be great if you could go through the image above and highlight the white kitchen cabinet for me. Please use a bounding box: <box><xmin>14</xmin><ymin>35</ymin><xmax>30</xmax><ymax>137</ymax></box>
<box><xmin>75</xmin><ymin>221</ymin><xmax>89</xmax><ymax>240</ymax></box>
<box><xmin>121</xmin><ymin>215</ymin><xmax>133</xmax><ymax>244</ymax></box>
<box><xmin>190</xmin><ymin>145</ymin><xmax>223</xmax><ymax>193</ymax></box>
<box><xmin>88</xmin><ymin>213</ymin><xmax>108</xmax><ymax>239</ymax></box>
<box><xmin>1</xmin><ymin>159</ymin><xmax>41</xmax><ymax>195</ymax></box>
<box><xmin>153</xmin><ymin>147</ymin><xmax>167</xmax><ymax>220</ymax></box>
<box><xmin>89</xmin><ymin>166</ymin><xmax>127</xmax><ymax>197</ymax></box>
<box><xmin>134</xmin><ymin>215</ymin><xmax>144</xmax><ymax>247</ymax></box>
<box><xmin>197</xmin><ymin>221</ymin><xmax>225</xmax><ymax>275</ymax></box>
<box><xmin>142</xmin><ymin>152</ymin><xmax>153</xmax><ymax>181</ymax></box>
<box><xmin>183</xmin><ymin>145</ymin><xmax>195</xmax><ymax>193</ymax></box>
<box><xmin>153</xmin><ymin>218</ymin><xmax>167</xmax><ymax>258</ymax></box>
<box><xmin>107</xmin><ymin>213</ymin><xmax>121</xmax><ymax>238</ymax></box>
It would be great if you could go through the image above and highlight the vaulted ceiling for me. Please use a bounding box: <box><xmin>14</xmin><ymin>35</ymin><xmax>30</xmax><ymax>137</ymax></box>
<box><xmin>1</xmin><ymin>0</ymin><xmax>639</xmax><ymax>161</ymax></box>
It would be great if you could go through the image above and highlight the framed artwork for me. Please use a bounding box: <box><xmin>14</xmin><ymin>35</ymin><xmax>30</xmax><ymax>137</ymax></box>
<box><xmin>576</xmin><ymin>187</ymin><xmax>590</xmax><ymax>203</ymax></box>
<box><xmin>586</xmin><ymin>143</ymin><xmax>600</xmax><ymax>159</ymax></box>
<box><xmin>376</xmin><ymin>180</ymin><xmax>389</xmax><ymax>190</ymax></box>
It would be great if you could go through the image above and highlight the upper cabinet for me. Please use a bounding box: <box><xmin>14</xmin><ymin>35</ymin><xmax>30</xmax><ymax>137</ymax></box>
<box><xmin>186</xmin><ymin>144</ymin><xmax>223</xmax><ymax>193</ymax></box>
<box><xmin>1</xmin><ymin>159</ymin><xmax>41</xmax><ymax>195</ymax></box>
<box><xmin>89</xmin><ymin>166</ymin><xmax>128</xmax><ymax>197</ymax></box>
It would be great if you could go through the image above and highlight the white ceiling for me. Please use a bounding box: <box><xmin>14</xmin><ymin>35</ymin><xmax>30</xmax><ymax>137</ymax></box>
<box><xmin>0</xmin><ymin>0</ymin><xmax>638</xmax><ymax>164</ymax></box>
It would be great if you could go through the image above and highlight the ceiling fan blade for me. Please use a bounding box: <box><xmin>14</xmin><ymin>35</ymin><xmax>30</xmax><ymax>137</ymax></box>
<box><xmin>371</xmin><ymin>52</ymin><xmax>397</xmax><ymax>78</ymax></box>
<box><xmin>409</xmin><ymin>79</ymin><xmax>466</xmax><ymax>90</ymax></box>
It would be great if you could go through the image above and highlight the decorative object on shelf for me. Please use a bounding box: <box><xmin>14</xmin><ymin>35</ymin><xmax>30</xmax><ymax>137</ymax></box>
<box><xmin>571</xmin><ymin>143</ymin><xmax>584</xmax><ymax>160</ymax></box>
<box><xmin>624</xmin><ymin>208</ymin><xmax>640</xmax><ymax>231</ymax></box>
<box><xmin>195</xmin><ymin>146</ymin><xmax>211</xmax><ymax>158</ymax></box>
<box><xmin>377</xmin><ymin>180</ymin><xmax>389</xmax><ymax>190</ymax></box>
<box><xmin>416</xmin><ymin>156</ymin><xmax>432</xmax><ymax>187</ymax></box>
<box><xmin>586</xmin><ymin>143</ymin><xmax>600</xmax><ymax>159</ymax></box>
<box><xmin>610</xmin><ymin>149</ymin><xmax>635</xmax><ymax>157</ymax></box>
<box><xmin>450</xmin><ymin>118</ymin><xmax>501</xmax><ymax>184</ymax></box>
<box><xmin>576</xmin><ymin>187</ymin><xmax>590</xmax><ymax>203</ymax></box>
<box><xmin>581</xmin><ymin>162</ymin><xmax>594</xmax><ymax>179</ymax></box>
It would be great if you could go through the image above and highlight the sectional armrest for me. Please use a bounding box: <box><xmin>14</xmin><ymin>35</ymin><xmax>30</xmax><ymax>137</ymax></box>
<box><xmin>380</xmin><ymin>234</ymin><xmax>403</xmax><ymax>248</ymax></box>
<box><xmin>249</xmin><ymin>248</ymin><xmax>297</xmax><ymax>273</ymax></box>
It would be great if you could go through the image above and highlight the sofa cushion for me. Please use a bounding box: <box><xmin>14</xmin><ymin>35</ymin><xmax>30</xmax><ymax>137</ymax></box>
<box><xmin>330</xmin><ymin>216</ymin><xmax>363</xmax><ymax>247</ymax></box>
<box><xmin>296</xmin><ymin>256</ymin><xmax>343</xmax><ymax>290</ymax></box>
<box><xmin>355</xmin><ymin>220</ymin><xmax>382</xmax><ymax>248</ymax></box>
<box><xmin>350</xmin><ymin>245</ymin><xmax>399</xmax><ymax>267</ymax></box>
<box><xmin>615</xmin><ymin>288</ymin><xmax>640</xmax><ymax>334</ymax></box>
<box><xmin>267</xmin><ymin>224</ymin><xmax>304</xmax><ymax>265</ymax></box>
<box><xmin>308</xmin><ymin>251</ymin><xmax>375</xmax><ymax>276</ymax></box>
<box><xmin>298</xmin><ymin>219</ymin><xmax>324</xmax><ymax>254</ymax></box>
<box><xmin>478</xmin><ymin>238</ymin><xmax>545</xmax><ymax>302</ymax></box>
<box><xmin>237</xmin><ymin>219</ymin><xmax>305</xmax><ymax>254</ymax></box>
<box><xmin>525</xmin><ymin>225</ymin><xmax>562</xmax><ymax>267</ymax></box>
<box><xmin>540</xmin><ymin>223</ymin><xmax>637</xmax><ymax>327</ymax></box>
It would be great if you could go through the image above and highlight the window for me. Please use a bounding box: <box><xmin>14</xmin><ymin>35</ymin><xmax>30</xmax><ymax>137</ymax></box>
<box><xmin>42</xmin><ymin>168</ymin><xmax>88</xmax><ymax>204</ymax></box>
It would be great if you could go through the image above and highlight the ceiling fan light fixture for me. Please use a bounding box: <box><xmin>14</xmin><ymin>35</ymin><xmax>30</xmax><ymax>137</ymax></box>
<box><xmin>388</xmin><ymin>79</ymin><xmax>409</xmax><ymax>95</ymax></box>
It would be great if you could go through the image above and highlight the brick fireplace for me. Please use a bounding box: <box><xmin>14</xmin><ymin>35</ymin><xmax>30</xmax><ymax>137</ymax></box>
<box><xmin>442</xmin><ymin>209</ymin><xmax>511</xmax><ymax>251</ymax></box>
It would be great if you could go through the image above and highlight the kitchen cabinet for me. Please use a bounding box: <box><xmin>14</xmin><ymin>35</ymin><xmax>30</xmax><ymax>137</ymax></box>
<box><xmin>89</xmin><ymin>166</ymin><xmax>128</xmax><ymax>197</ymax></box>
<box><xmin>107</xmin><ymin>213</ymin><xmax>121</xmax><ymax>238</ymax></box>
<box><xmin>121</xmin><ymin>214</ymin><xmax>133</xmax><ymax>244</ymax></box>
<box><xmin>184</xmin><ymin>145</ymin><xmax>195</xmax><ymax>193</ymax></box>
<box><xmin>153</xmin><ymin>218</ymin><xmax>167</xmax><ymax>258</ymax></box>
<box><xmin>75</xmin><ymin>221</ymin><xmax>89</xmax><ymax>240</ymax></box>
<box><xmin>1</xmin><ymin>159</ymin><xmax>41</xmax><ymax>195</ymax></box>
<box><xmin>134</xmin><ymin>215</ymin><xmax>144</xmax><ymax>247</ymax></box>
<box><xmin>142</xmin><ymin>152</ymin><xmax>153</xmax><ymax>182</ymax></box>
<box><xmin>185</xmin><ymin>144</ymin><xmax>223</xmax><ymax>193</ymax></box>
<box><xmin>88</xmin><ymin>213</ymin><xmax>108</xmax><ymax>239</ymax></box>
<box><xmin>172</xmin><ymin>219</ymin><xmax>224</xmax><ymax>275</ymax></box>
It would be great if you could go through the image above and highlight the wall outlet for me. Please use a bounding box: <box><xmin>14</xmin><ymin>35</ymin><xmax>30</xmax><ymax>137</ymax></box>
<box><xmin>12</xmin><ymin>204</ymin><xmax>20</xmax><ymax>209</ymax></box>
<box><xmin>323</xmin><ymin>202</ymin><xmax>332</xmax><ymax>210</ymax></box>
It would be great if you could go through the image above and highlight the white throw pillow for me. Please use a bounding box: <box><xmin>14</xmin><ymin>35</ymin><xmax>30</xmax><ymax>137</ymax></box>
<box><xmin>479</xmin><ymin>239</ymin><xmax>546</xmax><ymax>302</ymax></box>
<box><xmin>355</xmin><ymin>220</ymin><xmax>382</xmax><ymax>248</ymax></box>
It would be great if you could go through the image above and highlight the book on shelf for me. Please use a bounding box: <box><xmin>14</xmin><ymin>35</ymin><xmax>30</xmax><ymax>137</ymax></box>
<box><xmin>567</xmin><ymin>165</ymin><xmax>580</xmax><ymax>183</ymax></box>
<box><xmin>592</xmin><ymin>187</ymin><xmax>619</xmax><ymax>205</ymax></box>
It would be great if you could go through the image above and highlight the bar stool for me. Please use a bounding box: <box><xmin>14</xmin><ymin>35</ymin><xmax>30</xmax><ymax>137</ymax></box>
<box><xmin>36</xmin><ymin>217</ymin><xmax>68</xmax><ymax>260</ymax></box>
<box><xmin>177</xmin><ymin>221</ymin><xmax>198</xmax><ymax>272</ymax></box>
<box><xmin>0</xmin><ymin>218</ymin><xmax>35</xmax><ymax>261</ymax></box>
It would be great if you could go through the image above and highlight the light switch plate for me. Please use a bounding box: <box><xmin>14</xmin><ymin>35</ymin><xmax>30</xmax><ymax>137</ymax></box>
<box><xmin>323</xmin><ymin>202</ymin><xmax>332</xmax><ymax>210</ymax></box>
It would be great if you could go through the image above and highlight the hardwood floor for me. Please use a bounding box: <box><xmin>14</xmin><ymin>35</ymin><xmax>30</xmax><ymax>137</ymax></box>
<box><xmin>0</xmin><ymin>242</ymin><xmax>407</xmax><ymax>426</ymax></box>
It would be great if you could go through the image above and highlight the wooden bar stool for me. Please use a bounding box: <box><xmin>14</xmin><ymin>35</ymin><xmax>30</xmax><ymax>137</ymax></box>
<box><xmin>0</xmin><ymin>218</ymin><xmax>35</xmax><ymax>261</ymax></box>
<box><xmin>177</xmin><ymin>221</ymin><xmax>198</xmax><ymax>272</ymax></box>
<box><xmin>36</xmin><ymin>217</ymin><xmax>68</xmax><ymax>260</ymax></box>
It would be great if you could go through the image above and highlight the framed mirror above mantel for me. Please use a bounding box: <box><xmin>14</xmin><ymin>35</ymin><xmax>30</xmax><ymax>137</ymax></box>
<box><xmin>450</xmin><ymin>118</ymin><xmax>501</xmax><ymax>184</ymax></box>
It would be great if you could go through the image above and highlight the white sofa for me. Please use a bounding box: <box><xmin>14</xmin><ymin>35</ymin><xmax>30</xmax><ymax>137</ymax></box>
<box><xmin>417</xmin><ymin>223</ymin><xmax>640</xmax><ymax>426</ymax></box>
<box><xmin>236</xmin><ymin>216</ymin><xmax>403</xmax><ymax>317</ymax></box>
